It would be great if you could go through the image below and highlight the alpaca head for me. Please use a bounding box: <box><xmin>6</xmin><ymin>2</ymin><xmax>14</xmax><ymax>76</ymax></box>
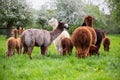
<box><xmin>48</xmin><ymin>17</ymin><xmax>59</xmax><ymax>30</ymax></box>
<box><xmin>84</xmin><ymin>16</ymin><xmax>94</xmax><ymax>27</ymax></box>
<box><xmin>89</xmin><ymin>45</ymin><xmax>99</xmax><ymax>55</ymax></box>
<box><xmin>102</xmin><ymin>31</ymin><xmax>106</xmax><ymax>38</ymax></box>
<box><xmin>103</xmin><ymin>38</ymin><xmax>110</xmax><ymax>51</ymax></box>
<box><xmin>57</xmin><ymin>22</ymin><xmax>69</xmax><ymax>30</ymax></box>
<box><xmin>19</xmin><ymin>27</ymin><xmax>25</xmax><ymax>35</ymax></box>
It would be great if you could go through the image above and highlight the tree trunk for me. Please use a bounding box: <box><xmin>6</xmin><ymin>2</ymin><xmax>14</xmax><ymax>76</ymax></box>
<box><xmin>6</xmin><ymin>20</ymin><xmax>14</xmax><ymax>38</ymax></box>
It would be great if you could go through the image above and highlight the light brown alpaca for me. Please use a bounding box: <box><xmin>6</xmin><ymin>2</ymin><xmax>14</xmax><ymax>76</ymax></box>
<box><xmin>21</xmin><ymin>22</ymin><xmax>68</xmax><ymax>59</ymax></box>
<box><xmin>72</xmin><ymin>27</ymin><xmax>92</xmax><ymax>58</ymax></box>
<box><xmin>6</xmin><ymin>29</ymin><xmax>22</xmax><ymax>57</ymax></box>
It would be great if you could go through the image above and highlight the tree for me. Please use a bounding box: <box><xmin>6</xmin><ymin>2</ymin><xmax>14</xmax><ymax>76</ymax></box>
<box><xmin>0</xmin><ymin>0</ymin><xmax>33</xmax><ymax>38</ymax></box>
<box><xmin>107</xmin><ymin>0</ymin><xmax>120</xmax><ymax>22</ymax></box>
<box><xmin>107</xmin><ymin>0</ymin><xmax>120</xmax><ymax>33</ymax></box>
<box><xmin>55</xmin><ymin>0</ymin><xmax>85</xmax><ymax>25</ymax></box>
<box><xmin>83</xmin><ymin>3</ymin><xmax>107</xmax><ymax>29</ymax></box>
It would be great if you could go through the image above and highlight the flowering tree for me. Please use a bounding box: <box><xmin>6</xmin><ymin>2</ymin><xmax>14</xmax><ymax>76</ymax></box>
<box><xmin>0</xmin><ymin>0</ymin><xmax>33</xmax><ymax>38</ymax></box>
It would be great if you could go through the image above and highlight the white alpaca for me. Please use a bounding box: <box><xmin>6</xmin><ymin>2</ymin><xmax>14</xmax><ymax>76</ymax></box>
<box><xmin>48</xmin><ymin>18</ymin><xmax>70</xmax><ymax>55</ymax></box>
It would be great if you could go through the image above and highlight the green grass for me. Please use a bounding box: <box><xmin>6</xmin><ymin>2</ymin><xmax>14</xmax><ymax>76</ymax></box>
<box><xmin>0</xmin><ymin>35</ymin><xmax>120</xmax><ymax>80</ymax></box>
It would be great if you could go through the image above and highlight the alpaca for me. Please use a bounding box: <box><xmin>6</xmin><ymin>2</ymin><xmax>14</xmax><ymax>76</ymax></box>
<box><xmin>48</xmin><ymin>18</ymin><xmax>70</xmax><ymax>55</ymax></box>
<box><xmin>72</xmin><ymin>27</ymin><xmax>92</xmax><ymax>58</ymax></box>
<box><xmin>6</xmin><ymin>29</ymin><xmax>22</xmax><ymax>57</ymax></box>
<box><xmin>21</xmin><ymin>22</ymin><xmax>68</xmax><ymax>59</ymax></box>
<box><xmin>61</xmin><ymin>37</ymin><xmax>73</xmax><ymax>56</ymax></box>
<box><xmin>84</xmin><ymin>16</ymin><xmax>94</xmax><ymax>27</ymax></box>
<box><xmin>82</xmin><ymin>22</ymin><xmax>103</xmax><ymax>55</ymax></box>
<box><xmin>19</xmin><ymin>27</ymin><xmax>25</xmax><ymax>35</ymax></box>
<box><xmin>103</xmin><ymin>37</ymin><xmax>110</xmax><ymax>51</ymax></box>
<box><xmin>82</xmin><ymin>16</ymin><xmax>97</xmax><ymax>45</ymax></box>
<box><xmin>81</xmin><ymin>16</ymin><xmax>103</xmax><ymax>55</ymax></box>
<box><xmin>89</xmin><ymin>45</ymin><xmax>99</xmax><ymax>56</ymax></box>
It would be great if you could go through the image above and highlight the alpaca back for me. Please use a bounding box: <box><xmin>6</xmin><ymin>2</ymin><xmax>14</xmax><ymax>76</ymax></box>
<box><xmin>86</xmin><ymin>27</ymin><xmax>97</xmax><ymax>45</ymax></box>
<box><xmin>72</xmin><ymin>27</ymin><xmax>92</xmax><ymax>58</ymax></box>
<box><xmin>61</xmin><ymin>37</ymin><xmax>73</xmax><ymax>55</ymax></box>
<box><xmin>7</xmin><ymin>37</ymin><xmax>17</xmax><ymax>49</ymax></box>
<box><xmin>21</xmin><ymin>29</ymin><xmax>51</xmax><ymax>47</ymax></box>
<box><xmin>95</xmin><ymin>29</ymin><xmax>103</xmax><ymax>48</ymax></box>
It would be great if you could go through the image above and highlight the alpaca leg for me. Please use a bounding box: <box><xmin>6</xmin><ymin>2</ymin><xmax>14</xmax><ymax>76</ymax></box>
<box><xmin>68</xmin><ymin>49</ymin><xmax>72</xmax><ymax>56</ymax></box>
<box><xmin>62</xmin><ymin>49</ymin><xmax>66</xmax><ymax>56</ymax></box>
<box><xmin>23</xmin><ymin>46</ymin><xmax>28</xmax><ymax>54</ymax></box>
<box><xmin>27</xmin><ymin>46</ymin><xmax>34</xmax><ymax>59</ymax></box>
<box><xmin>11</xmin><ymin>48</ymin><xmax>15</xmax><ymax>56</ymax></box>
<box><xmin>56</xmin><ymin>46</ymin><xmax>60</xmax><ymax>55</ymax></box>
<box><xmin>16</xmin><ymin>47</ymin><xmax>20</xmax><ymax>54</ymax></box>
<box><xmin>59</xmin><ymin>48</ymin><xmax>63</xmax><ymax>55</ymax></box>
<box><xmin>41</xmin><ymin>45</ymin><xmax>48</xmax><ymax>55</ymax></box>
<box><xmin>20</xmin><ymin>47</ymin><xmax>22</xmax><ymax>54</ymax></box>
<box><xmin>19</xmin><ymin>45</ymin><xmax>22</xmax><ymax>54</ymax></box>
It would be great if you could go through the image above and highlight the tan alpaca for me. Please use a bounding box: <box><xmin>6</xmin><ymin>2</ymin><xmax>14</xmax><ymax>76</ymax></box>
<box><xmin>6</xmin><ymin>29</ymin><xmax>22</xmax><ymax>57</ymax></box>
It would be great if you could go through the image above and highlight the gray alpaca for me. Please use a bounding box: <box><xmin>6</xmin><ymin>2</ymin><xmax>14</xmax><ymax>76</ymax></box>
<box><xmin>21</xmin><ymin>22</ymin><xmax>68</xmax><ymax>59</ymax></box>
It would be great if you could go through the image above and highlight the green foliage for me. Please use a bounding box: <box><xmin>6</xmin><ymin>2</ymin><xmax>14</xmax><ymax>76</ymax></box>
<box><xmin>0</xmin><ymin>35</ymin><xmax>120</xmax><ymax>80</ymax></box>
<box><xmin>55</xmin><ymin>0</ymin><xmax>85</xmax><ymax>25</ymax></box>
<box><xmin>36</xmin><ymin>17</ymin><xmax>47</xmax><ymax>29</ymax></box>
<box><xmin>108</xmin><ymin>0</ymin><xmax>120</xmax><ymax>22</ymax></box>
<box><xmin>106</xmin><ymin>0</ymin><xmax>120</xmax><ymax>34</ymax></box>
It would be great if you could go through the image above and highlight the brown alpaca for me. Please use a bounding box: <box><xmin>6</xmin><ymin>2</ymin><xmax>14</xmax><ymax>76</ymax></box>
<box><xmin>72</xmin><ymin>27</ymin><xmax>92</xmax><ymax>58</ymax></box>
<box><xmin>6</xmin><ymin>29</ymin><xmax>22</xmax><ymax>57</ymax></box>
<box><xmin>83</xmin><ymin>16</ymin><xmax>97</xmax><ymax>45</ymax></box>
<box><xmin>103</xmin><ymin>37</ymin><xmax>110</xmax><ymax>51</ymax></box>
<box><xmin>86</xmin><ymin>27</ymin><xmax>97</xmax><ymax>45</ymax></box>
<box><xmin>81</xmin><ymin>16</ymin><xmax>98</xmax><ymax>56</ymax></box>
<box><xmin>61</xmin><ymin>37</ymin><xmax>73</xmax><ymax>56</ymax></box>
<box><xmin>89</xmin><ymin>45</ymin><xmax>99</xmax><ymax>56</ymax></box>
<box><xmin>84</xmin><ymin>16</ymin><xmax>94</xmax><ymax>27</ymax></box>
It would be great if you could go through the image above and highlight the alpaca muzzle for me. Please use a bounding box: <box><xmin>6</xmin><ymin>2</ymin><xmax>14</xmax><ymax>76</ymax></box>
<box><xmin>64</xmin><ymin>23</ymin><xmax>69</xmax><ymax>29</ymax></box>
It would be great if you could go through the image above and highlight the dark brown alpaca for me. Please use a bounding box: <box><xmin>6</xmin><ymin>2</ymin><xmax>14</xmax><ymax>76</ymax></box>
<box><xmin>83</xmin><ymin>16</ymin><xmax>97</xmax><ymax>45</ymax></box>
<box><xmin>89</xmin><ymin>45</ymin><xmax>99</xmax><ymax>56</ymax></box>
<box><xmin>84</xmin><ymin>16</ymin><xmax>94</xmax><ymax>27</ymax></box>
<box><xmin>21</xmin><ymin>22</ymin><xmax>68</xmax><ymax>59</ymax></box>
<box><xmin>61</xmin><ymin>37</ymin><xmax>73</xmax><ymax>56</ymax></box>
<box><xmin>72</xmin><ymin>27</ymin><xmax>92</xmax><ymax>58</ymax></box>
<box><xmin>103</xmin><ymin>37</ymin><xmax>110</xmax><ymax>51</ymax></box>
<box><xmin>6</xmin><ymin>29</ymin><xmax>22</xmax><ymax>57</ymax></box>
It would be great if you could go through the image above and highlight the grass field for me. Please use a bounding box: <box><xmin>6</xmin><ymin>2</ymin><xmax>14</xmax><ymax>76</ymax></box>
<box><xmin>0</xmin><ymin>35</ymin><xmax>120</xmax><ymax>80</ymax></box>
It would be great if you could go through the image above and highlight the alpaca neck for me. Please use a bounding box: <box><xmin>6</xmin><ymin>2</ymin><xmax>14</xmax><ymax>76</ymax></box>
<box><xmin>53</xmin><ymin>22</ymin><xmax>58</xmax><ymax>30</ymax></box>
<box><xmin>50</xmin><ymin>27</ymin><xmax>63</xmax><ymax>41</ymax></box>
<box><xmin>14</xmin><ymin>33</ymin><xmax>18</xmax><ymax>39</ymax></box>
